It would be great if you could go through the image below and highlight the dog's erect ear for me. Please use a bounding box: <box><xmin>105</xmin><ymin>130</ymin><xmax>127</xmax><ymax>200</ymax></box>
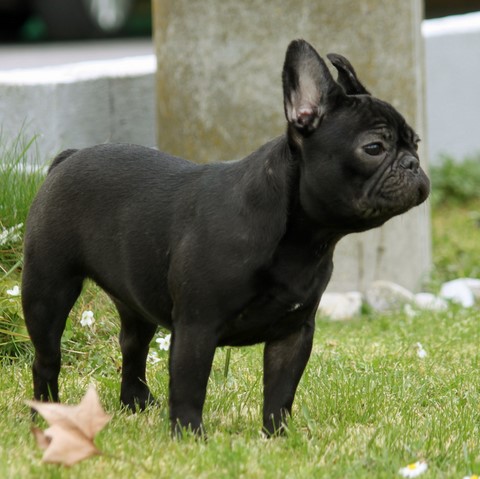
<box><xmin>283</xmin><ymin>40</ymin><xmax>344</xmax><ymax>133</ymax></box>
<box><xmin>327</xmin><ymin>53</ymin><xmax>370</xmax><ymax>96</ymax></box>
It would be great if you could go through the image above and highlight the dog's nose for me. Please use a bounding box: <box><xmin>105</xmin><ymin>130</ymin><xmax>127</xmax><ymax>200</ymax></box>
<box><xmin>399</xmin><ymin>155</ymin><xmax>419</xmax><ymax>172</ymax></box>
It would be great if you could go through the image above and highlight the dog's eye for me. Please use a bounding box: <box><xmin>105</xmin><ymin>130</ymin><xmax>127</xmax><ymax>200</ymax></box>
<box><xmin>363</xmin><ymin>142</ymin><xmax>385</xmax><ymax>156</ymax></box>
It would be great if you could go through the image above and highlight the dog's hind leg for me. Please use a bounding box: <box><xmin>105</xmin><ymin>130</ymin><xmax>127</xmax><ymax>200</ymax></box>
<box><xmin>22</xmin><ymin>265</ymin><xmax>84</xmax><ymax>402</ymax></box>
<box><xmin>115</xmin><ymin>300</ymin><xmax>158</xmax><ymax>411</ymax></box>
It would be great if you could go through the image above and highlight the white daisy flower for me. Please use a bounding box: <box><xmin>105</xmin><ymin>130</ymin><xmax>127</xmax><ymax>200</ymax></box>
<box><xmin>147</xmin><ymin>351</ymin><xmax>161</xmax><ymax>364</ymax></box>
<box><xmin>416</xmin><ymin>342</ymin><xmax>427</xmax><ymax>359</ymax></box>
<box><xmin>80</xmin><ymin>310</ymin><xmax>95</xmax><ymax>327</ymax></box>
<box><xmin>399</xmin><ymin>460</ymin><xmax>428</xmax><ymax>477</ymax></box>
<box><xmin>0</xmin><ymin>223</ymin><xmax>23</xmax><ymax>247</ymax></box>
<box><xmin>463</xmin><ymin>475</ymin><xmax>479</xmax><ymax>479</ymax></box>
<box><xmin>6</xmin><ymin>285</ymin><xmax>20</xmax><ymax>296</ymax></box>
<box><xmin>156</xmin><ymin>333</ymin><xmax>171</xmax><ymax>351</ymax></box>
<box><xmin>404</xmin><ymin>303</ymin><xmax>418</xmax><ymax>318</ymax></box>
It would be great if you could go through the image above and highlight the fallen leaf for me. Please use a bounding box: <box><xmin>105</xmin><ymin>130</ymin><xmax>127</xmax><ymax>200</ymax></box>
<box><xmin>31</xmin><ymin>426</ymin><xmax>51</xmax><ymax>450</ymax></box>
<box><xmin>26</xmin><ymin>385</ymin><xmax>111</xmax><ymax>466</ymax></box>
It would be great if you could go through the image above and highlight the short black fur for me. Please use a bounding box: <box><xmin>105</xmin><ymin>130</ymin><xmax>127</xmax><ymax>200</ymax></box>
<box><xmin>23</xmin><ymin>39</ymin><xmax>429</xmax><ymax>437</ymax></box>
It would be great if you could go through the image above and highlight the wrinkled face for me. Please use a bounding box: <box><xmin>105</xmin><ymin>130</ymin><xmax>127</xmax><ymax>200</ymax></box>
<box><xmin>298</xmin><ymin>96</ymin><xmax>430</xmax><ymax>231</ymax></box>
<box><xmin>282</xmin><ymin>40</ymin><xmax>429</xmax><ymax>231</ymax></box>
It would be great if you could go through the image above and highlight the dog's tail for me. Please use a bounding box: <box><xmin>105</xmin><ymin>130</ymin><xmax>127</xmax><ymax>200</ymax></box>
<box><xmin>48</xmin><ymin>149</ymin><xmax>79</xmax><ymax>174</ymax></box>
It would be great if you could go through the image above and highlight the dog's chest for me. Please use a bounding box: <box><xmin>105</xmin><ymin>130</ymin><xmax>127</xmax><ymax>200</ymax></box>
<box><xmin>218</xmin><ymin>246</ymin><xmax>334</xmax><ymax>346</ymax></box>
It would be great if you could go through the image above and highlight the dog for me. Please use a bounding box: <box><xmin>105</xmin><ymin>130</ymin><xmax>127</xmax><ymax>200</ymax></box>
<box><xmin>22</xmin><ymin>39</ymin><xmax>429</xmax><ymax>436</ymax></box>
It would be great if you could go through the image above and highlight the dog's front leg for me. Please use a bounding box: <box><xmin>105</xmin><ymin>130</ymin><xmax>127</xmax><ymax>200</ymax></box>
<box><xmin>262</xmin><ymin>318</ymin><xmax>315</xmax><ymax>436</ymax></box>
<box><xmin>168</xmin><ymin>322</ymin><xmax>217</xmax><ymax>437</ymax></box>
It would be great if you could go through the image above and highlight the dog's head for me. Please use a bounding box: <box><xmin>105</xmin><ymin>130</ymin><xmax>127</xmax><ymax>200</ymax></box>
<box><xmin>282</xmin><ymin>40</ymin><xmax>429</xmax><ymax>232</ymax></box>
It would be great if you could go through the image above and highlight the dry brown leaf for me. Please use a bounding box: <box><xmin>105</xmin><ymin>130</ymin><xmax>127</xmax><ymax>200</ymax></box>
<box><xmin>26</xmin><ymin>385</ymin><xmax>111</xmax><ymax>466</ymax></box>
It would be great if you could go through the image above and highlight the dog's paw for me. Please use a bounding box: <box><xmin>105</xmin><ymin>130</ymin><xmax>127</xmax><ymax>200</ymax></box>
<box><xmin>121</xmin><ymin>388</ymin><xmax>157</xmax><ymax>412</ymax></box>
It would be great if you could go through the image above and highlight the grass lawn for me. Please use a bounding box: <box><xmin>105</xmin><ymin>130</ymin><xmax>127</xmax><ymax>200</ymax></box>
<box><xmin>0</xmin><ymin>145</ymin><xmax>479</xmax><ymax>477</ymax></box>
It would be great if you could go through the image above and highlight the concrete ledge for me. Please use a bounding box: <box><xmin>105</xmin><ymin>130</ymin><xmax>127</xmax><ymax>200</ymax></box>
<box><xmin>423</xmin><ymin>12</ymin><xmax>480</xmax><ymax>162</ymax></box>
<box><xmin>0</xmin><ymin>55</ymin><xmax>156</xmax><ymax>165</ymax></box>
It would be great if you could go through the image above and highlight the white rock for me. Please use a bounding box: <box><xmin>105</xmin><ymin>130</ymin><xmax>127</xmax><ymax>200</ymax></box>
<box><xmin>440</xmin><ymin>279</ymin><xmax>475</xmax><ymax>307</ymax></box>
<box><xmin>365</xmin><ymin>280</ymin><xmax>415</xmax><ymax>312</ymax></box>
<box><xmin>464</xmin><ymin>278</ymin><xmax>480</xmax><ymax>300</ymax></box>
<box><xmin>414</xmin><ymin>292</ymin><xmax>448</xmax><ymax>311</ymax></box>
<box><xmin>318</xmin><ymin>292</ymin><xmax>363</xmax><ymax>320</ymax></box>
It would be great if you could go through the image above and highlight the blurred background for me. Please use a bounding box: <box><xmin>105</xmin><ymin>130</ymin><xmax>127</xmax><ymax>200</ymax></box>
<box><xmin>1</xmin><ymin>0</ymin><xmax>479</xmax><ymax>171</ymax></box>
<box><xmin>0</xmin><ymin>0</ymin><xmax>479</xmax><ymax>296</ymax></box>
<box><xmin>0</xmin><ymin>0</ymin><xmax>152</xmax><ymax>41</ymax></box>
<box><xmin>0</xmin><ymin>0</ymin><xmax>480</xmax><ymax>42</ymax></box>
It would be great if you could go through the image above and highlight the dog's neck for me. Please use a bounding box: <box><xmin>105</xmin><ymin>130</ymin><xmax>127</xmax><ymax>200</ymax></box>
<box><xmin>235</xmin><ymin>134</ymin><xmax>342</xmax><ymax>252</ymax></box>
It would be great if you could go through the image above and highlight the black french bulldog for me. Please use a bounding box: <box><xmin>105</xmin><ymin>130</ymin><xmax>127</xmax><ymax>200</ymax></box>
<box><xmin>22</xmin><ymin>39</ymin><xmax>429</xmax><ymax>436</ymax></box>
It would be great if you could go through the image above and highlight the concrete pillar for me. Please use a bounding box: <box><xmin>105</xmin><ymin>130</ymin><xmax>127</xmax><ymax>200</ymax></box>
<box><xmin>153</xmin><ymin>0</ymin><xmax>431</xmax><ymax>292</ymax></box>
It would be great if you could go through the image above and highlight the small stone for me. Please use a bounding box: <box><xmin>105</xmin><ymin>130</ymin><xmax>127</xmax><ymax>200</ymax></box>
<box><xmin>318</xmin><ymin>292</ymin><xmax>363</xmax><ymax>320</ymax></box>
<box><xmin>365</xmin><ymin>280</ymin><xmax>414</xmax><ymax>312</ymax></box>
<box><xmin>414</xmin><ymin>292</ymin><xmax>448</xmax><ymax>311</ymax></box>
<box><xmin>440</xmin><ymin>279</ymin><xmax>476</xmax><ymax>307</ymax></box>
<box><xmin>464</xmin><ymin>278</ymin><xmax>480</xmax><ymax>300</ymax></box>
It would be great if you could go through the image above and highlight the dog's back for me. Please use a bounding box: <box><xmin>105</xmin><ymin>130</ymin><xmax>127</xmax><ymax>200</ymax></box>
<box><xmin>48</xmin><ymin>149</ymin><xmax>79</xmax><ymax>173</ymax></box>
<box><xmin>23</xmin><ymin>139</ymin><xmax>289</xmax><ymax>329</ymax></box>
<box><xmin>24</xmin><ymin>144</ymin><xmax>201</xmax><ymax>326</ymax></box>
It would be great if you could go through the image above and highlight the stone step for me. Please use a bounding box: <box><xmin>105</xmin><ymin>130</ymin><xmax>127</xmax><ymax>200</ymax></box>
<box><xmin>0</xmin><ymin>55</ymin><xmax>156</xmax><ymax>165</ymax></box>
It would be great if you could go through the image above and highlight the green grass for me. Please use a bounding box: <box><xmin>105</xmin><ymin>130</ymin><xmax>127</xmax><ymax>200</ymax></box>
<box><xmin>431</xmin><ymin>198</ymin><xmax>480</xmax><ymax>282</ymax></box>
<box><xmin>0</xmin><ymin>140</ymin><xmax>479</xmax><ymax>477</ymax></box>
<box><xmin>0</xmin><ymin>132</ymin><xmax>45</xmax><ymax>230</ymax></box>
<box><xmin>0</xmin><ymin>132</ymin><xmax>46</xmax><ymax>276</ymax></box>
<box><xmin>430</xmin><ymin>155</ymin><xmax>480</xmax><ymax>207</ymax></box>
<box><xmin>0</xmin><ymin>295</ymin><xmax>478</xmax><ymax>478</ymax></box>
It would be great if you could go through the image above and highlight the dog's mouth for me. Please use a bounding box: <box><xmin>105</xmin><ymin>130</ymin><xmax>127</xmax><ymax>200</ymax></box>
<box><xmin>357</xmin><ymin>166</ymin><xmax>430</xmax><ymax>221</ymax></box>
